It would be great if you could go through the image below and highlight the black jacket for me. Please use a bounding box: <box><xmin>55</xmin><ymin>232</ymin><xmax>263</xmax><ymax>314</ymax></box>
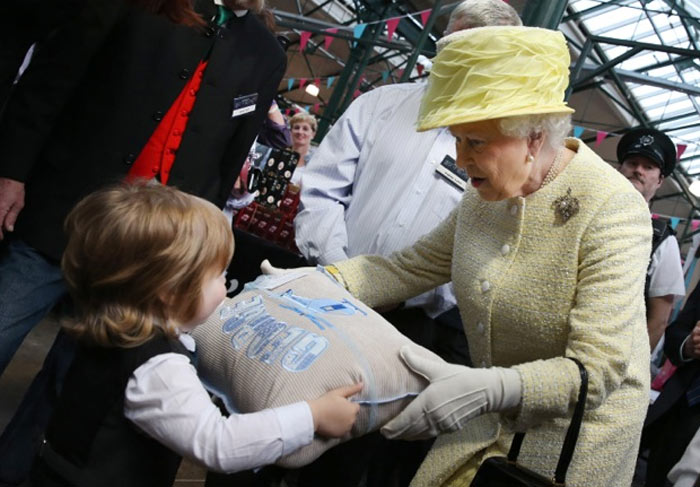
<box><xmin>0</xmin><ymin>0</ymin><xmax>286</xmax><ymax>260</ymax></box>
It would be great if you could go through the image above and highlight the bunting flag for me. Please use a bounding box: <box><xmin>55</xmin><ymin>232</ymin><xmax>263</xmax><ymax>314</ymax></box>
<box><xmin>595</xmin><ymin>130</ymin><xmax>608</xmax><ymax>147</ymax></box>
<box><xmin>651</xmin><ymin>213</ymin><xmax>659</xmax><ymax>219</ymax></box>
<box><xmin>416</xmin><ymin>63</ymin><xmax>424</xmax><ymax>76</ymax></box>
<box><xmin>353</xmin><ymin>24</ymin><xmax>367</xmax><ymax>46</ymax></box>
<box><xmin>353</xmin><ymin>89</ymin><xmax>362</xmax><ymax>99</ymax></box>
<box><xmin>692</xmin><ymin>220</ymin><xmax>700</xmax><ymax>231</ymax></box>
<box><xmin>314</xmin><ymin>78</ymin><xmax>321</xmax><ymax>87</ymax></box>
<box><xmin>287</xmin><ymin>78</ymin><xmax>295</xmax><ymax>91</ymax></box>
<box><xmin>381</xmin><ymin>70</ymin><xmax>389</xmax><ymax>81</ymax></box>
<box><xmin>420</xmin><ymin>9</ymin><xmax>431</xmax><ymax>27</ymax></box>
<box><xmin>573</xmin><ymin>126</ymin><xmax>585</xmax><ymax>138</ymax></box>
<box><xmin>397</xmin><ymin>68</ymin><xmax>405</xmax><ymax>79</ymax></box>
<box><xmin>284</xmin><ymin>108</ymin><xmax>291</xmax><ymax>116</ymax></box>
<box><xmin>326</xmin><ymin>76</ymin><xmax>335</xmax><ymax>88</ymax></box>
<box><xmin>670</xmin><ymin>217</ymin><xmax>681</xmax><ymax>230</ymax></box>
<box><xmin>386</xmin><ymin>17</ymin><xmax>400</xmax><ymax>42</ymax></box>
<box><xmin>299</xmin><ymin>31</ymin><xmax>312</xmax><ymax>52</ymax></box>
<box><xmin>304</xmin><ymin>105</ymin><xmax>310</xmax><ymax>112</ymax></box>
<box><xmin>313</xmin><ymin>103</ymin><xmax>320</xmax><ymax>113</ymax></box>
<box><xmin>299</xmin><ymin>78</ymin><xmax>307</xmax><ymax>90</ymax></box>
<box><xmin>324</xmin><ymin>28</ymin><xmax>338</xmax><ymax>50</ymax></box>
<box><xmin>678</xmin><ymin>144</ymin><xmax>688</xmax><ymax>160</ymax></box>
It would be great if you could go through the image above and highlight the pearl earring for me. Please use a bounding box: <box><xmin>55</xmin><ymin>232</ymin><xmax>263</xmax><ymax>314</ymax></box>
<box><xmin>526</xmin><ymin>155</ymin><xmax>534</xmax><ymax>164</ymax></box>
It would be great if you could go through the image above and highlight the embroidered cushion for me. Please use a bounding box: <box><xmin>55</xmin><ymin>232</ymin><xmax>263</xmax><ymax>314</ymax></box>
<box><xmin>191</xmin><ymin>268</ymin><xmax>439</xmax><ymax>468</ymax></box>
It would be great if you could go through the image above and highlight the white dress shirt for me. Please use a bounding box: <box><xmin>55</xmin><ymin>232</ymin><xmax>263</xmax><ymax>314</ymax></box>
<box><xmin>124</xmin><ymin>335</ymin><xmax>314</xmax><ymax>473</ymax></box>
<box><xmin>295</xmin><ymin>83</ymin><xmax>463</xmax><ymax>318</ymax></box>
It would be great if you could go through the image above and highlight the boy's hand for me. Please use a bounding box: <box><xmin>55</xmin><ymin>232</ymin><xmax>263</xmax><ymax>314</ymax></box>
<box><xmin>308</xmin><ymin>383</ymin><xmax>363</xmax><ymax>437</ymax></box>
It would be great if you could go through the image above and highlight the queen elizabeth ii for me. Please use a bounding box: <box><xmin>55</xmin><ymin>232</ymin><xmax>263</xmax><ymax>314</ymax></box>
<box><xmin>324</xmin><ymin>26</ymin><xmax>652</xmax><ymax>487</ymax></box>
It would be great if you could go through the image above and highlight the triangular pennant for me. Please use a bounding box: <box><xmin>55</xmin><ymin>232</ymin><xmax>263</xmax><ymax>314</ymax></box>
<box><xmin>573</xmin><ymin>126</ymin><xmax>585</xmax><ymax>138</ymax></box>
<box><xmin>420</xmin><ymin>9</ymin><xmax>431</xmax><ymax>27</ymax></box>
<box><xmin>692</xmin><ymin>220</ymin><xmax>700</xmax><ymax>231</ymax></box>
<box><xmin>287</xmin><ymin>78</ymin><xmax>295</xmax><ymax>91</ymax></box>
<box><xmin>381</xmin><ymin>70</ymin><xmax>389</xmax><ymax>82</ymax></box>
<box><xmin>326</xmin><ymin>76</ymin><xmax>335</xmax><ymax>88</ymax></box>
<box><xmin>313</xmin><ymin>103</ymin><xmax>320</xmax><ymax>113</ymax></box>
<box><xmin>670</xmin><ymin>217</ymin><xmax>680</xmax><ymax>230</ymax></box>
<box><xmin>324</xmin><ymin>28</ymin><xmax>338</xmax><ymax>50</ymax></box>
<box><xmin>677</xmin><ymin>144</ymin><xmax>688</xmax><ymax>160</ymax></box>
<box><xmin>314</xmin><ymin>78</ymin><xmax>321</xmax><ymax>87</ymax></box>
<box><xmin>299</xmin><ymin>78</ymin><xmax>307</xmax><ymax>90</ymax></box>
<box><xmin>397</xmin><ymin>68</ymin><xmax>405</xmax><ymax>79</ymax></box>
<box><xmin>595</xmin><ymin>130</ymin><xmax>608</xmax><ymax>147</ymax></box>
<box><xmin>353</xmin><ymin>89</ymin><xmax>362</xmax><ymax>99</ymax></box>
<box><xmin>299</xmin><ymin>31</ymin><xmax>312</xmax><ymax>52</ymax></box>
<box><xmin>284</xmin><ymin>108</ymin><xmax>291</xmax><ymax>116</ymax></box>
<box><xmin>416</xmin><ymin>63</ymin><xmax>424</xmax><ymax>76</ymax></box>
<box><xmin>353</xmin><ymin>24</ymin><xmax>366</xmax><ymax>46</ymax></box>
<box><xmin>386</xmin><ymin>18</ymin><xmax>400</xmax><ymax>42</ymax></box>
<box><xmin>651</xmin><ymin>213</ymin><xmax>659</xmax><ymax>220</ymax></box>
<box><xmin>304</xmin><ymin>105</ymin><xmax>310</xmax><ymax>112</ymax></box>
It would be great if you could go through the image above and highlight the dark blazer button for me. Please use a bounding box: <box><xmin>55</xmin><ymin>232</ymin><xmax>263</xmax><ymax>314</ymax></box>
<box><xmin>205</xmin><ymin>26</ymin><xmax>216</xmax><ymax>37</ymax></box>
<box><xmin>123</xmin><ymin>153</ymin><xmax>136</xmax><ymax>165</ymax></box>
<box><xmin>179</xmin><ymin>68</ymin><xmax>192</xmax><ymax>80</ymax></box>
<box><xmin>153</xmin><ymin>110</ymin><xmax>164</xmax><ymax>121</ymax></box>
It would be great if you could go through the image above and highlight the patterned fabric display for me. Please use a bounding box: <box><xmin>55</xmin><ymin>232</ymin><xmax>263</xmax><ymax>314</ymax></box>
<box><xmin>191</xmin><ymin>269</ymin><xmax>439</xmax><ymax>468</ymax></box>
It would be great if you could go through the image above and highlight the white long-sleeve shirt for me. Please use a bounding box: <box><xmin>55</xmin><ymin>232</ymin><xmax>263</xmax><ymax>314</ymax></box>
<box><xmin>294</xmin><ymin>83</ymin><xmax>463</xmax><ymax>318</ymax></box>
<box><xmin>124</xmin><ymin>335</ymin><xmax>314</xmax><ymax>473</ymax></box>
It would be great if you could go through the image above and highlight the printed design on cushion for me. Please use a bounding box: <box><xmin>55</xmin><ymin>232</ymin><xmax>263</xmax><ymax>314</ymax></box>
<box><xmin>219</xmin><ymin>295</ymin><xmax>328</xmax><ymax>372</ymax></box>
<box><xmin>277</xmin><ymin>290</ymin><xmax>368</xmax><ymax>330</ymax></box>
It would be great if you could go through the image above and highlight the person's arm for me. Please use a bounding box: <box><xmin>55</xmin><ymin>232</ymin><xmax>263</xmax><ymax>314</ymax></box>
<box><xmin>668</xmin><ymin>426</ymin><xmax>700</xmax><ymax>487</ymax></box>
<box><xmin>256</xmin><ymin>101</ymin><xmax>291</xmax><ymax>149</ymax></box>
<box><xmin>331</xmin><ymin>205</ymin><xmax>458</xmax><ymax>309</ymax></box>
<box><xmin>294</xmin><ymin>91</ymin><xmax>380</xmax><ymax>265</ymax></box>
<box><xmin>124</xmin><ymin>353</ymin><xmax>361</xmax><ymax>473</ymax></box>
<box><xmin>508</xmin><ymin>188</ymin><xmax>652</xmax><ymax>429</ymax></box>
<box><xmin>647</xmin><ymin>237</ymin><xmax>686</xmax><ymax>349</ymax></box>
<box><xmin>648</xmin><ymin>295</ymin><xmax>675</xmax><ymax>351</ymax></box>
<box><xmin>665</xmin><ymin>282</ymin><xmax>700</xmax><ymax>365</ymax></box>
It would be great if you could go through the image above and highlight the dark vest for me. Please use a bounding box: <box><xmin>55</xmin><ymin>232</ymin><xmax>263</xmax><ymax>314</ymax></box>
<box><xmin>645</xmin><ymin>218</ymin><xmax>675</xmax><ymax>301</ymax></box>
<box><xmin>31</xmin><ymin>333</ymin><xmax>192</xmax><ymax>487</ymax></box>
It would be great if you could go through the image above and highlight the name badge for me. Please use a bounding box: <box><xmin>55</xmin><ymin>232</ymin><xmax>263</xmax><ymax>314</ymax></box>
<box><xmin>231</xmin><ymin>93</ymin><xmax>258</xmax><ymax>118</ymax></box>
<box><xmin>435</xmin><ymin>155</ymin><xmax>468</xmax><ymax>191</ymax></box>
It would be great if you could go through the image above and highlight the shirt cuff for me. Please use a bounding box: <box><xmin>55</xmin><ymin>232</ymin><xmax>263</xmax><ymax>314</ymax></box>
<box><xmin>680</xmin><ymin>335</ymin><xmax>695</xmax><ymax>363</ymax></box>
<box><xmin>319</xmin><ymin>249</ymin><xmax>349</xmax><ymax>266</ymax></box>
<box><xmin>272</xmin><ymin>401</ymin><xmax>314</xmax><ymax>456</ymax></box>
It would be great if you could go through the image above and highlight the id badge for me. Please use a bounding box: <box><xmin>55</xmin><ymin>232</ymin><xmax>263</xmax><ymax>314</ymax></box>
<box><xmin>231</xmin><ymin>93</ymin><xmax>258</xmax><ymax>118</ymax></box>
<box><xmin>435</xmin><ymin>155</ymin><xmax>468</xmax><ymax>191</ymax></box>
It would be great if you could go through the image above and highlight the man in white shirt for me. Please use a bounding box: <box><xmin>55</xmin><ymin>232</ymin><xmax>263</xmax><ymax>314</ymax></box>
<box><xmin>293</xmin><ymin>1</ymin><xmax>522</xmax><ymax>485</ymax></box>
<box><xmin>617</xmin><ymin>128</ymin><xmax>685</xmax><ymax>352</ymax></box>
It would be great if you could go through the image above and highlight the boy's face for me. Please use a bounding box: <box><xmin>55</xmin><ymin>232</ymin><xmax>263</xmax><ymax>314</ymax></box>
<box><xmin>184</xmin><ymin>269</ymin><xmax>227</xmax><ymax>329</ymax></box>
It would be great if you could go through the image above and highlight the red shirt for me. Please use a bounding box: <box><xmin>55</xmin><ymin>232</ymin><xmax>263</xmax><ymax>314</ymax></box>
<box><xmin>127</xmin><ymin>60</ymin><xmax>208</xmax><ymax>184</ymax></box>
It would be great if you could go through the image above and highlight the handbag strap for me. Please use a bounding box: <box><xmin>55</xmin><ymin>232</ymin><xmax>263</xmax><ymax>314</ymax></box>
<box><xmin>506</xmin><ymin>357</ymin><xmax>588</xmax><ymax>486</ymax></box>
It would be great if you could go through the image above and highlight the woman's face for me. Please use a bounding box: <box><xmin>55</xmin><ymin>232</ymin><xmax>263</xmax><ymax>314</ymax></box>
<box><xmin>450</xmin><ymin>119</ymin><xmax>533</xmax><ymax>201</ymax></box>
<box><xmin>292</xmin><ymin>122</ymin><xmax>315</xmax><ymax>149</ymax></box>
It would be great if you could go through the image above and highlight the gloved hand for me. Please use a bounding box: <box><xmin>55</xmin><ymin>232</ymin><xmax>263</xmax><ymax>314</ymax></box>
<box><xmin>381</xmin><ymin>345</ymin><xmax>522</xmax><ymax>440</ymax></box>
<box><xmin>260</xmin><ymin>259</ymin><xmax>316</xmax><ymax>276</ymax></box>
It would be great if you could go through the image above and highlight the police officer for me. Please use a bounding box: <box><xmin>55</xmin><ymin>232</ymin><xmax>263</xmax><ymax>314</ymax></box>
<box><xmin>617</xmin><ymin>128</ymin><xmax>685</xmax><ymax>353</ymax></box>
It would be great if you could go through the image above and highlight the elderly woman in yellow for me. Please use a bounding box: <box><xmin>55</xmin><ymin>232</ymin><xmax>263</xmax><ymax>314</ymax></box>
<box><xmin>324</xmin><ymin>26</ymin><xmax>652</xmax><ymax>487</ymax></box>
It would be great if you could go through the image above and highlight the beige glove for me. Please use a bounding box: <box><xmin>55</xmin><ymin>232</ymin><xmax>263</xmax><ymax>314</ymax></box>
<box><xmin>260</xmin><ymin>259</ymin><xmax>315</xmax><ymax>276</ymax></box>
<box><xmin>381</xmin><ymin>346</ymin><xmax>522</xmax><ymax>440</ymax></box>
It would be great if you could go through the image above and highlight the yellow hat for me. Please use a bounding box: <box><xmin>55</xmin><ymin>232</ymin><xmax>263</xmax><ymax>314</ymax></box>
<box><xmin>418</xmin><ymin>26</ymin><xmax>575</xmax><ymax>131</ymax></box>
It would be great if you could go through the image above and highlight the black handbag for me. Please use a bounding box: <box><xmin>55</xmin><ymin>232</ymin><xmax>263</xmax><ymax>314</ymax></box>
<box><xmin>470</xmin><ymin>357</ymin><xmax>588</xmax><ymax>487</ymax></box>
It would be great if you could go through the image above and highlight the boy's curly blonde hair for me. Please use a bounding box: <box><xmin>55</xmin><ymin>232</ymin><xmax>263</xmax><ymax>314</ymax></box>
<box><xmin>61</xmin><ymin>181</ymin><xmax>234</xmax><ymax>348</ymax></box>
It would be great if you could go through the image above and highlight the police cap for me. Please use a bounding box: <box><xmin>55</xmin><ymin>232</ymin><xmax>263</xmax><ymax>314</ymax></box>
<box><xmin>617</xmin><ymin>128</ymin><xmax>677</xmax><ymax>177</ymax></box>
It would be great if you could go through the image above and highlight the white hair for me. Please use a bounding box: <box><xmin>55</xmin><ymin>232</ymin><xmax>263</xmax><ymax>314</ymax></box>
<box><xmin>498</xmin><ymin>114</ymin><xmax>573</xmax><ymax>149</ymax></box>
<box><xmin>445</xmin><ymin>0</ymin><xmax>522</xmax><ymax>35</ymax></box>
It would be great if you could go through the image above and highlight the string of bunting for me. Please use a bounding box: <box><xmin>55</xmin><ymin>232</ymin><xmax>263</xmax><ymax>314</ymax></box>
<box><xmin>650</xmin><ymin>212</ymin><xmax>700</xmax><ymax>232</ymax></box>
<box><xmin>572</xmin><ymin>124</ymin><xmax>691</xmax><ymax>161</ymax></box>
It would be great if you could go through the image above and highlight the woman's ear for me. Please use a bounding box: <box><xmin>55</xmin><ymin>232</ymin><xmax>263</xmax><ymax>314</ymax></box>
<box><xmin>526</xmin><ymin>132</ymin><xmax>546</xmax><ymax>159</ymax></box>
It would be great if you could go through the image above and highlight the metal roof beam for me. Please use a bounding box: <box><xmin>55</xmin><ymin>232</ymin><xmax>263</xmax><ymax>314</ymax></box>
<box><xmin>562</xmin><ymin>0</ymin><xmax>635</xmax><ymax>23</ymax></box>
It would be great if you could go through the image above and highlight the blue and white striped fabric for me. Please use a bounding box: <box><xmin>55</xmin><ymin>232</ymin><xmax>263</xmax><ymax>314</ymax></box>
<box><xmin>295</xmin><ymin>83</ymin><xmax>463</xmax><ymax>318</ymax></box>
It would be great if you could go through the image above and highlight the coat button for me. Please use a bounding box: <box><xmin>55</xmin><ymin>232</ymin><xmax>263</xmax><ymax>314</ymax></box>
<box><xmin>501</xmin><ymin>244</ymin><xmax>510</xmax><ymax>256</ymax></box>
<box><xmin>123</xmin><ymin>153</ymin><xmax>136</xmax><ymax>165</ymax></box>
<box><xmin>480</xmin><ymin>360</ymin><xmax>487</xmax><ymax>368</ymax></box>
<box><xmin>205</xmin><ymin>26</ymin><xmax>216</xmax><ymax>37</ymax></box>
<box><xmin>153</xmin><ymin>110</ymin><xmax>164</xmax><ymax>121</ymax></box>
<box><xmin>477</xmin><ymin>322</ymin><xmax>485</xmax><ymax>334</ymax></box>
<box><xmin>510</xmin><ymin>205</ymin><xmax>518</xmax><ymax>216</ymax></box>
<box><xmin>179</xmin><ymin>68</ymin><xmax>192</xmax><ymax>80</ymax></box>
<box><xmin>481</xmin><ymin>280</ymin><xmax>490</xmax><ymax>293</ymax></box>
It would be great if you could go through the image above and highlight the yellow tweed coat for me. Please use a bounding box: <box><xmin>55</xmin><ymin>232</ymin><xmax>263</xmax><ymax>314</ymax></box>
<box><xmin>333</xmin><ymin>139</ymin><xmax>652</xmax><ymax>487</ymax></box>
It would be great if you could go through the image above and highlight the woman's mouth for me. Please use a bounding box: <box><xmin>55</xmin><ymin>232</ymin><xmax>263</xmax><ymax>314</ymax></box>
<box><xmin>471</xmin><ymin>177</ymin><xmax>485</xmax><ymax>188</ymax></box>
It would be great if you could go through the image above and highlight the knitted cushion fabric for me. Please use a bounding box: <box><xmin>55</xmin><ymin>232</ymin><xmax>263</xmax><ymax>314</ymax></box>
<box><xmin>191</xmin><ymin>268</ymin><xmax>439</xmax><ymax>468</ymax></box>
